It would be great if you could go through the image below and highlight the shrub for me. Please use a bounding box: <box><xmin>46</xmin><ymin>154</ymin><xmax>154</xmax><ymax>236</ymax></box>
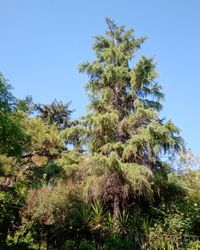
<box><xmin>187</xmin><ymin>240</ymin><xmax>200</xmax><ymax>250</ymax></box>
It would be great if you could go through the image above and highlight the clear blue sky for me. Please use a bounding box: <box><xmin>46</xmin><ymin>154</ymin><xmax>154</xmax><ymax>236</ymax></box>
<box><xmin>0</xmin><ymin>0</ymin><xmax>200</xmax><ymax>154</ymax></box>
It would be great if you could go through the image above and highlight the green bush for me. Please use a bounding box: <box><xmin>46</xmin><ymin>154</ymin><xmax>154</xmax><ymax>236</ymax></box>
<box><xmin>79</xmin><ymin>240</ymin><xmax>95</xmax><ymax>250</ymax></box>
<box><xmin>103</xmin><ymin>236</ymin><xmax>134</xmax><ymax>250</ymax></box>
<box><xmin>187</xmin><ymin>240</ymin><xmax>200</xmax><ymax>250</ymax></box>
<box><xmin>61</xmin><ymin>240</ymin><xmax>76</xmax><ymax>250</ymax></box>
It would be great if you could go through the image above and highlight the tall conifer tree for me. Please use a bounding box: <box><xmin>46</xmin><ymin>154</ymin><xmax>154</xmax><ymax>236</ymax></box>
<box><xmin>80</xmin><ymin>18</ymin><xmax>183</xmax><ymax>217</ymax></box>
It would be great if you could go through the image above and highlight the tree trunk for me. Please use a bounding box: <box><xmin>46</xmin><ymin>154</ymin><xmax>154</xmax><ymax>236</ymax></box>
<box><xmin>113</xmin><ymin>193</ymin><xmax>120</xmax><ymax>219</ymax></box>
<box><xmin>114</xmin><ymin>85</ymin><xmax>121</xmax><ymax>111</ymax></box>
<box><xmin>46</xmin><ymin>227</ymin><xmax>55</xmax><ymax>250</ymax></box>
<box><xmin>47</xmin><ymin>237</ymin><xmax>54</xmax><ymax>250</ymax></box>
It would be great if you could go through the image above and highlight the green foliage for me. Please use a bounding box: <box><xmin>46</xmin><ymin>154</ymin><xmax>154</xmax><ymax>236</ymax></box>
<box><xmin>0</xmin><ymin>73</ymin><xmax>15</xmax><ymax>112</ymax></box>
<box><xmin>79</xmin><ymin>240</ymin><xmax>95</xmax><ymax>250</ymax></box>
<box><xmin>61</xmin><ymin>239</ymin><xmax>95</xmax><ymax>250</ymax></box>
<box><xmin>0</xmin><ymin>186</ymin><xmax>27</xmax><ymax>247</ymax></box>
<box><xmin>22</xmin><ymin>184</ymin><xmax>71</xmax><ymax>225</ymax></box>
<box><xmin>17</xmin><ymin>95</ymin><xmax>34</xmax><ymax>114</ymax></box>
<box><xmin>187</xmin><ymin>240</ymin><xmax>200</xmax><ymax>250</ymax></box>
<box><xmin>0</xmin><ymin>73</ymin><xmax>27</xmax><ymax>157</ymax></box>
<box><xmin>24</xmin><ymin>117</ymin><xmax>63</xmax><ymax>156</ymax></box>
<box><xmin>80</xmin><ymin>18</ymin><xmax>182</xmax><ymax>165</ymax></box>
<box><xmin>0</xmin><ymin>155</ymin><xmax>17</xmax><ymax>177</ymax></box>
<box><xmin>35</xmin><ymin>100</ymin><xmax>73</xmax><ymax>130</ymax></box>
<box><xmin>103</xmin><ymin>236</ymin><xmax>134</xmax><ymax>250</ymax></box>
<box><xmin>0</xmin><ymin>111</ymin><xmax>27</xmax><ymax>156</ymax></box>
<box><xmin>6</xmin><ymin>229</ymin><xmax>42</xmax><ymax>250</ymax></box>
<box><xmin>60</xmin><ymin>125</ymin><xmax>86</xmax><ymax>150</ymax></box>
<box><xmin>62</xmin><ymin>240</ymin><xmax>76</xmax><ymax>250</ymax></box>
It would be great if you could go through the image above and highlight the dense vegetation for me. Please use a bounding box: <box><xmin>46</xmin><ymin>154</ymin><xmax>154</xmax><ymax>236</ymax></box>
<box><xmin>0</xmin><ymin>19</ymin><xmax>200</xmax><ymax>249</ymax></box>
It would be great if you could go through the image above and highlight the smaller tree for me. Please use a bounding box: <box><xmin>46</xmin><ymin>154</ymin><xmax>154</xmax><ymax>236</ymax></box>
<box><xmin>35</xmin><ymin>100</ymin><xmax>73</xmax><ymax>130</ymax></box>
<box><xmin>0</xmin><ymin>73</ymin><xmax>27</xmax><ymax>157</ymax></box>
<box><xmin>0</xmin><ymin>73</ymin><xmax>15</xmax><ymax>112</ymax></box>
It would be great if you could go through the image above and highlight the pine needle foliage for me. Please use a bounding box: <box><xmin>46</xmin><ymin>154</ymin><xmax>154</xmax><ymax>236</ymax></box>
<box><xmin>80</xmin><ymin>18</ymin><xmax>183</xmax><ymax>217</ymax></box>
<box><xmin>80</xmin><ymin>18</ymin><xmax>182</xmax><ymax>170</ymax></box>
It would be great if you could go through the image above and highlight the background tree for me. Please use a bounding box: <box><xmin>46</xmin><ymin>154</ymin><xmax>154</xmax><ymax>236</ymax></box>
<box><xmin>35</xmin><ymin>100</ymin><xmax>73</xmax><ymax>130</ymax></box>
<box><xmin>0</xmin><ymin>73</ymin><xmax>27</xmax><ymax>157</ymax></box>
<box><xmin>0</xmin><ymin>73</ymin><xmax>28</xmax><ymax>247</ymax></box>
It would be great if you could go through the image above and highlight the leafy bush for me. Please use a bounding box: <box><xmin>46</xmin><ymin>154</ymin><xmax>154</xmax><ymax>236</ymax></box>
<box><xmin>103</xmin><ymin>236</ymin><xmax>134</xmax><ymax>250</ymax></box>
<box><xmin>187</xmin><ymin>240</ymin><xmax>200</xmax><ymax>250</ymax></box>
<box><xmin>79</xmin><ymin>240</ymin><xmax>95</xmax><ymax>250</ymax></box>
<box><xmin>61</xmin><ymin>240</ymin><xmax>76</xmax><ymax>250</ymax></box>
